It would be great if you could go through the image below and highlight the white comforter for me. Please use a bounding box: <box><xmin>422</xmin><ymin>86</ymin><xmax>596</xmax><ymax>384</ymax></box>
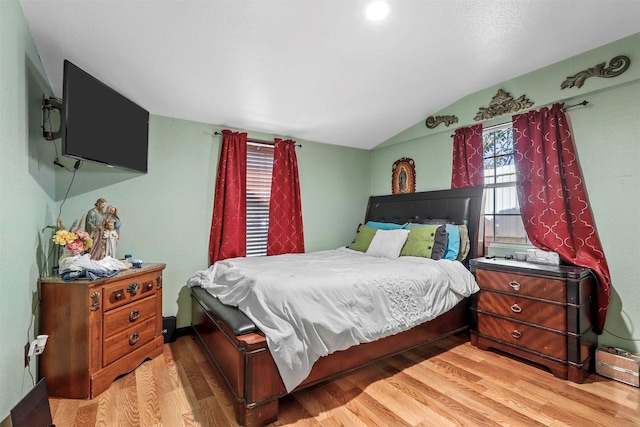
<box><xmin>187</xmin><ymin>247</ymin><xmax>479</xmax><ymax>392</ymax></box>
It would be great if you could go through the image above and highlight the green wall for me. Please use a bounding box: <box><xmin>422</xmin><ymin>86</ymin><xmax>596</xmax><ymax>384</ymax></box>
<box><xmin>0</xmin><ymin>0</ymin><xmax>58</xmax><ymax>419</ymax></box>
<box><xmin>371</xmin><ymin>33</ymin><xmax>640</xmax><ymax>352</ymax></box>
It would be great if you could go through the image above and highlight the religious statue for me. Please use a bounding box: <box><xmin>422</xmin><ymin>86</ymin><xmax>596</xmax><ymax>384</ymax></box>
<box><xmin>87</xmin><ymin>199</ymin><xmax>122</xmax><ymax>260</ymax></box>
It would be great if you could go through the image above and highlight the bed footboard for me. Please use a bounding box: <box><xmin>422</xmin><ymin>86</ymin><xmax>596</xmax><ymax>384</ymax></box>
<box><xmin>191</xmin><ymin>291</ymin><xmax>285</xmax><ymax>426</ymax></box>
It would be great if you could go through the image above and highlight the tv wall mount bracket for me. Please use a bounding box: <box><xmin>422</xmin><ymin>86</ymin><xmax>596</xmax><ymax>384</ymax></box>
<box><xmin>42</xmin><ymin>96</ymin><xmax>62</xmax><ymax>141</ymax></box>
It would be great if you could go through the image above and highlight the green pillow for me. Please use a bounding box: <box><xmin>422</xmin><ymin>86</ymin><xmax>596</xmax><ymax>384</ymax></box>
<box><xmin>348</xmin><ymin>224</ymin><xmax>377</xmax><ymax>252</ymax></box>
<box><xmin>400</xmin><ymin>225</ymin><xmax>443</xmax><ymax>258</ymax></box>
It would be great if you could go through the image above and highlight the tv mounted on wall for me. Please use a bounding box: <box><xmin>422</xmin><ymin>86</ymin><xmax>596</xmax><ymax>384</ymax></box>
<box><xmin>62</xmin><ymin>60</ymin><xmax>149</xmax><ymax>173</ymax></box>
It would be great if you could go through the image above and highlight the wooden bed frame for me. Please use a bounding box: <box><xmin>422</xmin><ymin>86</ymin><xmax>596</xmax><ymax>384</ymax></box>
<box><xmin>191</xmin><ymin>187</ymin><xmax>484</xmax><ymax>426</ymax></box>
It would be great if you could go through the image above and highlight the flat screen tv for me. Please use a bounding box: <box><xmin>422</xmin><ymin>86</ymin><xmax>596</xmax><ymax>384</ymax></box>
<box><xmin>62</xmin><ymin>60</ymin><xmax>149</xmax><ymax>173</ymax></box>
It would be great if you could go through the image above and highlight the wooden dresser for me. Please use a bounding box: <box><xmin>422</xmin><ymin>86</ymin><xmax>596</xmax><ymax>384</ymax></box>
<box><xmin>39</xmin><ymin>263</ymin><xmax>165</xmax><ymax>398</ymax></box>
<box><xmin>469</xmin><ymin>257</ymin><xmax>596</xmax><ymax>383</ymax></box>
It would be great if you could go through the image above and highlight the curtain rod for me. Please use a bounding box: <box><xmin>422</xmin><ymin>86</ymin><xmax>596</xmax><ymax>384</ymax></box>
<box><xmin>212</xmin><ymin>131</ymin><xmax>302</xmax><ymax>147</ymax></box>
<box><xmin>449</xmin><ymin>99</ymin><xmax>589</xmax><ymax>137</ymax></box>
<box><xmin>561</xmin><ymin>100</ymin><xmax>589</xmax><ymax>112</ymax></box>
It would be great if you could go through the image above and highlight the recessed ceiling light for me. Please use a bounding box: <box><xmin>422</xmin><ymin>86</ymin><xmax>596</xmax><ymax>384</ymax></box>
<box><xmin>365</xmin><ymin>1</ymin><xmax>390</xmax><ymax>21</ymax></box>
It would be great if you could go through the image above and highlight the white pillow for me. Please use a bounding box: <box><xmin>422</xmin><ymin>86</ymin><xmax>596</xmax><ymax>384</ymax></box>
<box><xmin>366</xmin><ymin>229</ymin><xmax>410</xmax><ymax>259</ymax></box>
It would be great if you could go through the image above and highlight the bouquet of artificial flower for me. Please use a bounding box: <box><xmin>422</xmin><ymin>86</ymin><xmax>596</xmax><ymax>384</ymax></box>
<box><xmin>52</xmin><ymin>229</ymin><xmax>93</xmax><ymax>254</ymax></box>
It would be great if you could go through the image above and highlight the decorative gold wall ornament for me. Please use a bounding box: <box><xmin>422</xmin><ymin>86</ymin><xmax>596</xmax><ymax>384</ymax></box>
<box><xmin>425</xmin><ymin>115</ymin><xmax>459</xmax><ymax>129</ymax></box>
<box><xmin>473</xmin><ymin>89</ymin><xmax>534</xmax><ymax>121</ymax></box>
<box><xmin>561</xmin><ymin>55</ymin><xmax>631</xmax><ymax>90</ymax></box>
<box><xmin>392</xmin><ymin>158</ymin><xmax>416</xmax><ymax>195</ymax></box>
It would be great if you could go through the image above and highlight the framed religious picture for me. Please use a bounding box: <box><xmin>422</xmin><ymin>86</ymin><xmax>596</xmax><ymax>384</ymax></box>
<box><xmin>392</xmin><ymin>158</ymin><xmax>416</xmax><ymax>194</ymax></box>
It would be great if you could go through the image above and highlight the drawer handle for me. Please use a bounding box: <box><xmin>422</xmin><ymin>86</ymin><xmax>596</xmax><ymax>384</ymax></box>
<box><xmin>511</xmin><ymin>330</ymin><xmax>522</xmax><ymax>339</ymax></box>
<box><xmin>146</xmin><ymin>282</ymin><xmax>153</xmax><ymax>290</ymax></box>
<box><xmin>115</xmin><ymin>292</ymin><xmax>123</xmax><ymax>300</ymax></box>
<box><xmin>510</xmin><ymin>304</ymin><xmax>522</xmax><ymax>313</ymax></box>
<box><xmin>129</xmin><ymin>309</ymin><xmax>140</xmax><ymax>322</ymax></box>
<box><xmin>509</xmin><ymin>280</ymin><xmax>521</xmax><ymax>291</ymax></box>
<box><xmin>129</xmin><ymin>332</ymin><xmax>140</xmax><ymax>346</ymax></box>
<box><xmin>127</xmin><ymin>282</ymin><xmax>139</xmax><ymax>296</ymax></box>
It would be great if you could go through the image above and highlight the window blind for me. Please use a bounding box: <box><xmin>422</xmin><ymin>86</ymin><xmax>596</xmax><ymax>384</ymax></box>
<box><xmin>246</xmin><ymin>142</ymin><xmax>274</xmax><ymax>257</ymax></box>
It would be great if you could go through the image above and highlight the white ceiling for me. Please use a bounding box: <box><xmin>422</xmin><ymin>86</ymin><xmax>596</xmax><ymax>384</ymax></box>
<box><xmin>19</xmin><ymin>0</ymin><xmax>640</xmax><ymax>150</ymax></box>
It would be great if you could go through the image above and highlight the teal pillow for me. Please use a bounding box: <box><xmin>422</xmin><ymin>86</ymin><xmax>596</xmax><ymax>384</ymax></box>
<box><xmin>400</xmin><ymin>225</ymin><xmax>445</xmax><ymax>258</ymax></box>
<box><xmin>348</xmin><ymin>224</ymin><xmax>377</xmax><ymax>252</ymax></box>
<box><xmin>444</xmin><ymin>224</ymin><xmax>461</xmax><ymax>260</ymax></box>
<box><xmin>365</xmin><ymin>221</ymin><xmax>405</xmax><ymax>230</ymax></box>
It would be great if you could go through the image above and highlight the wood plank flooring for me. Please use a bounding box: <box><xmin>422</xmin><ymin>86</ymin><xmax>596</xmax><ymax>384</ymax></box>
<box><xmin>49</xmin><ymin>333</ymin><xmax>640</xmax><ymax>426</ymax></box>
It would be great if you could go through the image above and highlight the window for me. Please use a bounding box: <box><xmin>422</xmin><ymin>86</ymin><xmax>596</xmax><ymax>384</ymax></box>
<box><xmin>482</xmin><ymin>124</ymin><xmax>530</xmax><ymax>252</ymax></box>
<box><xmin>246</xmin><ymin>142</ymin><xmax>274</xmax><ymax>257</ymax></box>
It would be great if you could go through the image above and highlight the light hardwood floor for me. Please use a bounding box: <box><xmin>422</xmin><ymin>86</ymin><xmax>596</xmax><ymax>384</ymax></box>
<box><xmin>49</xmin><ymin>333</ymin><xmax>640</xmax><ymax>426</ymax></box>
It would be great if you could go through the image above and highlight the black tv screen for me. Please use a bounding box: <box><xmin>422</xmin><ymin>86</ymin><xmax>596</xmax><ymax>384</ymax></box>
<box><xmin>62</xmin><ymin>60</ymin><xmax>149</xmax><ymax>173</ymax></box>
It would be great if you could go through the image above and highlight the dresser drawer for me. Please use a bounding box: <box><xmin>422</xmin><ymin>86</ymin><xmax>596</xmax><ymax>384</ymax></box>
<box><xmin>476</xmin><ymin>269</ymin><xmax>566</xmax><ymax>302</ymax></box>
<box><xmin>476</xmin><ymin>291</ymin><xmax>567</xmax><ymax>331</ymax></box>
<box><xmin>102</xmin><ymin>272</ymin><xmax>159</xmax><ymax>311</ymax></box>
<box><xmin>103</xmin><ymin>296</ymin><xmax>156</xmax><ymax>338</ymax></box>
<box><xmin>477</xmin><ymin>313</ymin><xmax>567</xmax><ymax>360</ymax></box>
<box><xmin>103</xmin><ymin>317</ymin><xmax>156</xmax><ymax>366</ymax></box>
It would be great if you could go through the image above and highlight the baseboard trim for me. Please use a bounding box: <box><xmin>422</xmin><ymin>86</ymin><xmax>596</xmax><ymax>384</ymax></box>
<box><xmin>175</xmin><ymin>326</ymin><xmax>192</xmax><ymax>338</ymax></box>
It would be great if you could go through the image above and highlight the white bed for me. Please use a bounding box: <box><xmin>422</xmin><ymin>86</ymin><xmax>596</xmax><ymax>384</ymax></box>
<box><xmin>188</xmin><ymin>247</ymin><xmax>479</xmax><ymax>392</ymax></box>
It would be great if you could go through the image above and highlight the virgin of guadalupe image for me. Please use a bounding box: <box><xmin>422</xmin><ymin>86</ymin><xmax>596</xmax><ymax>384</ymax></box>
<box><xmin>398</xmin><ymin>168</ymin><xmax>407</xmax><ymax>193</ymax></box>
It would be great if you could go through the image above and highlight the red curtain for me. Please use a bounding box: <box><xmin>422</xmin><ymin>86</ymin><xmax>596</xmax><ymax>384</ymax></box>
<box><xmin>208</xmin><ymin>130</ymin><xmax>247</xmax><ymax>265</ymax></box>
<box><xmin>512</xmin><ymin>104</ymin><xmax>611</xmax><ymax>333</ymax></box>
<box><xmin>451</xmin><ymin>124</ymin><xmax>484</xmax><ymax>188</ymax></box>
<box><xmin>267</xmin><ymin>138</ymin><xmax>305</xmax><ymax>255</ymax></box>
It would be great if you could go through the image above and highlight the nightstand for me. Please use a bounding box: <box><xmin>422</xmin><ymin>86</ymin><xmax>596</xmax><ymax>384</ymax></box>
<box><xmin>469</xmin><ymin>257</ymin><xmax>596</xmax><ymax>383</ymax></box>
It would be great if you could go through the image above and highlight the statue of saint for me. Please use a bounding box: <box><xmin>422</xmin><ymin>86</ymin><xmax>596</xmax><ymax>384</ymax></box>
<box><xmin>85</xmin><ymin>198</ymin><xmax>106</xmax><ymax>236</ymax></box>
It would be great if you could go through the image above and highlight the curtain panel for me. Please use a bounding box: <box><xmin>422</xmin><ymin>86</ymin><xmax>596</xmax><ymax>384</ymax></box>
<box><xmin>267</xmin><ymin>138</ymin><xmax>305</xmax><ymax>255</ymax></box>
<box><xmin>512</xmin><ymin>104</ymin><xmax>611</xmax><ymax>333</ymax></box>
<box><xmin>208</xmin><ymin>130</ymin><xmax>248</xmax><ymax>265</ymax></box>
<box><xmin>451</xmin><ymin>123</ymin><xmax>484</xmax><ymax>189</ymax></box>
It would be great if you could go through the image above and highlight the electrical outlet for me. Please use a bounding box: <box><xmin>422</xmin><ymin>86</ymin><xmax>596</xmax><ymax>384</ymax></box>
<box><xmin>24</xmin><ymin>342</ymin><xmax>30</xmax><ymax>367</ymax></box>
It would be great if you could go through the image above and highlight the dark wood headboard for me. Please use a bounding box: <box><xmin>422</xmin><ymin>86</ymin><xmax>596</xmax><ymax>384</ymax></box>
<box><xmin>364</xmin><ymin>187</ymin><xmax>485</xmax><ymax>265</ymax></box>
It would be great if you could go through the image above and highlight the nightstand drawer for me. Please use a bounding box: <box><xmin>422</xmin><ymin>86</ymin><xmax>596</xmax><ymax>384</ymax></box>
<box><xmin>476</xmin><ymin>269</ymin><xmax>566</xmax><ymax>302</ymax></box>
<box><xmin>103</xmin><ymin>317</ymin><xmax>156</xmax><ymax>366</ymax></box>
<box><xmin>103</xmin><ymin>295</ymin><xmax>157</xmax><ymax>338</ymax></box>
<box><xmin>477</xmin><ymin>313</ymin><xmax>567</xmax><ymax>360</ymax></box>
<box><xmin>476</xmin><ymin>292</ymin><xmax>566</xmax><ymax>331</ymax></box>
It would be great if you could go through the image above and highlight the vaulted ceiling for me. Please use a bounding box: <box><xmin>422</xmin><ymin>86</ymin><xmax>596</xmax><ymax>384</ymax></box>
<box><xmin>19</xmin><ymin>0</ymin><xmax>640</xmax><ymax>149</ymax></box>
